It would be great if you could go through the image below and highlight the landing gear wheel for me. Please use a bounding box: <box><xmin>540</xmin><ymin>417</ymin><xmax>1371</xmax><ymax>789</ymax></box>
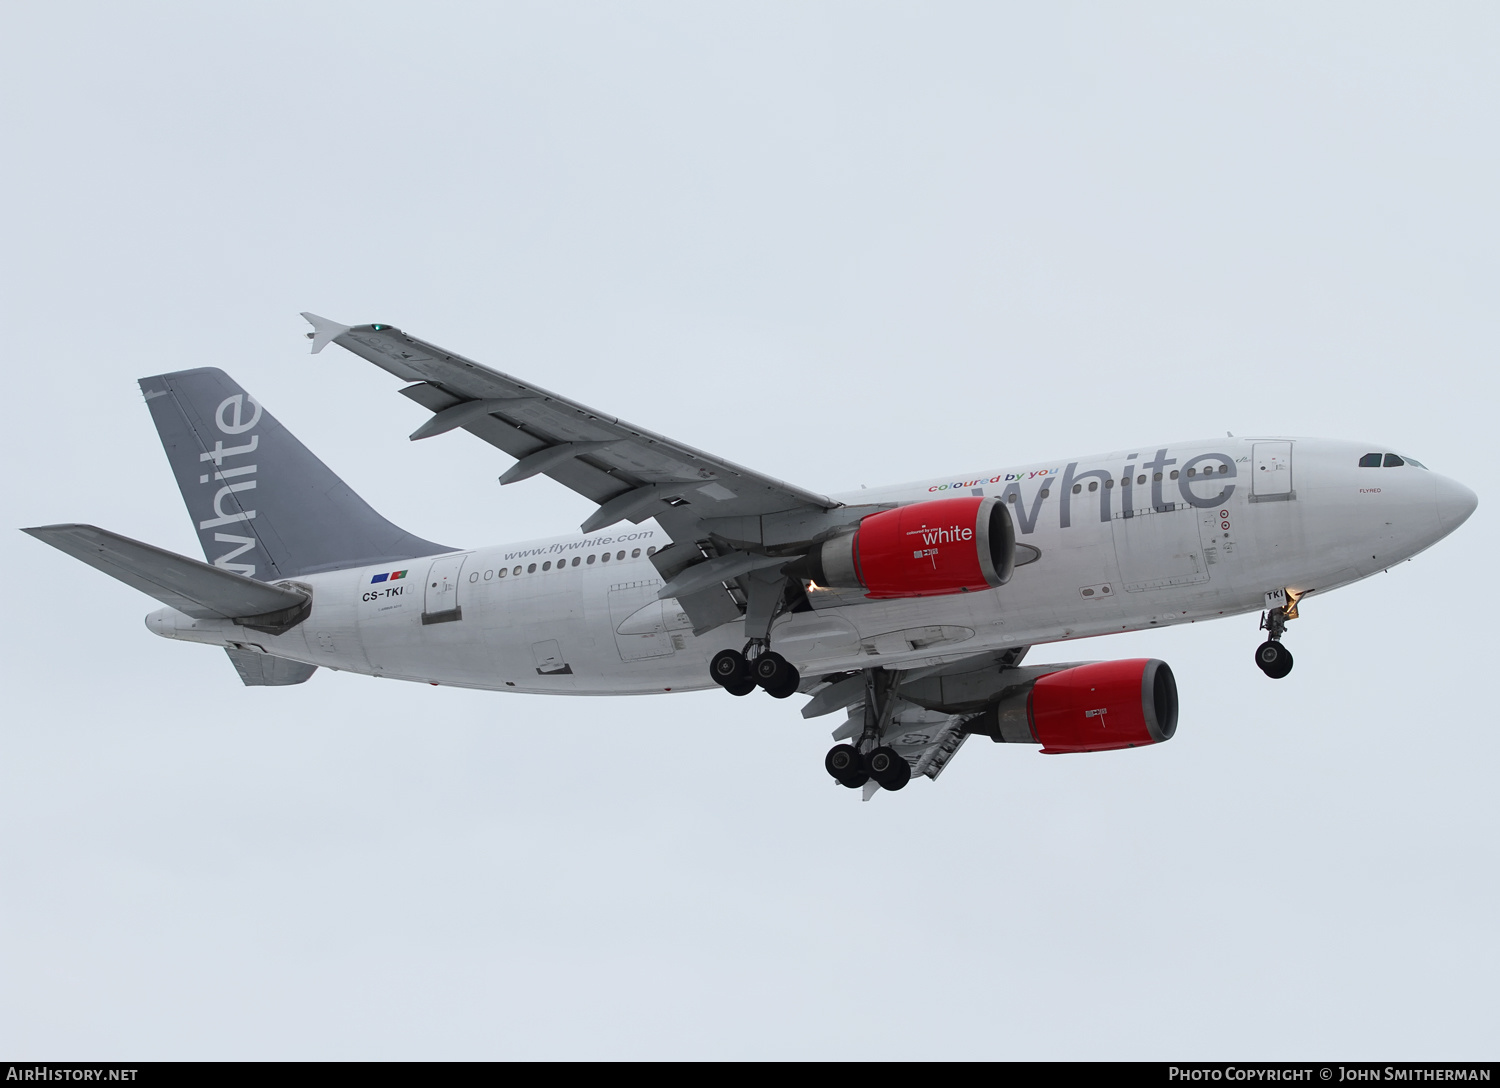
<box><xmin>1255</xmin><ymin>640</ymin><xmax>1294</xmax><ymax>679</ymax></box>
<box><xmin>864</xmin><ymin>746</ymin><xmax>912</xmax><ymax>792</ymax></box>
<box><xmin>763</xmin><ymin>669</ymin><xmax>801</xmax><ymax>699</ymax></box>
<box><xmin>753</xmin><ymin>651</ymin><xmax>800</xmax><ymax>697</ymax></box>
<box><xmin>825</xmin><ymin>744</ymin><xmax>868</xmax><ymax>788</ymax></box>
<box><xmin>710</xmin><ymin>649</ymin><xmax>750</xmax><ymax>689</ymax></box>
<box><xmin>753</xmin><ymin>650</ymin><xmax>792</xmax><ymax>687</ymax></box>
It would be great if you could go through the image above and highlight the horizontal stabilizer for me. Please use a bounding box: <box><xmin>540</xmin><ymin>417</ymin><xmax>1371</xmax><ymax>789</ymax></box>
<box><xmin>225</xmin><ymin>648</ymin><xmax>317</xmax><ymax>686</ymax></box>
<box><xmin>23</xmin><ymin>524</ymin><xmax>311</xmax><ymax>628</ymax></box>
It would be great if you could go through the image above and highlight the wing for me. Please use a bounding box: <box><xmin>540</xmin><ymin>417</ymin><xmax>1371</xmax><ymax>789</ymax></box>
<box><xmin>303</xmin><ymin>314</ymin><xmax>836</xmax><ymax>531</ymax></box>
<box><xmin>303</xmin><ymin>313</ymin><xmax>866</xmax><ymax>635</ymax></box>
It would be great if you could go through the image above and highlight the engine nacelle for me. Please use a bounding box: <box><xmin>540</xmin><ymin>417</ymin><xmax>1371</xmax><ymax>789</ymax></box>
<box><xmin>807</xmin><ymin>496</ymin><xmax>1015</xmax><ymax>599</ymax></box>
<box><xmin>968</xmin><ymin>658</ymin><xmax>1178</xmax><ymax>753</ymax></box>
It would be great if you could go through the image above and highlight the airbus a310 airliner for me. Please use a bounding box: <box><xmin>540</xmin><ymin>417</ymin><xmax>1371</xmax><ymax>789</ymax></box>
<box><xmin>24</xmin><ymin>315</ymin><xmax>1478</xmax><ymax>797</ymax></box>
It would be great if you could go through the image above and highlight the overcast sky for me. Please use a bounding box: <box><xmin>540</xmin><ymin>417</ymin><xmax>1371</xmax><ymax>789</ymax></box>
<box><xmin>2</xmin><ymin>2</ymin><xmax>1495</xmax><ymax>1059</ymax></box>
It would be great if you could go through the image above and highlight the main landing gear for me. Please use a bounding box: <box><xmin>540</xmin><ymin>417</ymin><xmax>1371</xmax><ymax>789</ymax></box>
<box><xmin>709</xmin><ymin>568</ymin><xmax>804</xmax><ymax>699</ymax></box>
<box><xmin>823</xmin><ymin>669</ymin><xmax>912</xmax><ymax>792</ymax></box>
<box><xmin>710</xmin><ymin>643</ymin><xmax>800</xmax><ymax>699</ymax></box>
<box><xmin>825</xmin><ymin>743</ymin><xmax>912</xmax><ymax>792</ymax></box>
<box><xmin>1254</xmin><ymin>591</ymin><xmax>1302</xmax><ymax>680</ymax></box>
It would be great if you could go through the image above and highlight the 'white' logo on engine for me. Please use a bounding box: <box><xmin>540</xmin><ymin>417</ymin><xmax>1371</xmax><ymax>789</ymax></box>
<box><xmin>1084</xmin><ymin>708</ymin><xmax>1107</xmax><ymax>719</ymax></box>
<box><xmin>906</xmin><ymin>524</ymin><xmax>974</xmax><ymax>546</ymax></box>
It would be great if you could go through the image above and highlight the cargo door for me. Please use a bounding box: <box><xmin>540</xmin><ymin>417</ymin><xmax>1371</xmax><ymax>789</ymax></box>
<box><xmin>422</xmin><ymin>552</ymin><xmax>467</xmax><ymax>624</ymax></box>
<box><xmin>1251</xmin><ymin>441</ymin><xmax>1295</xmax><ymax>502</ymax></box>
<box><xmin>1111</xmin><ymin>506</ymin><xmax>1208</xmax><ymax>592</ymax></box>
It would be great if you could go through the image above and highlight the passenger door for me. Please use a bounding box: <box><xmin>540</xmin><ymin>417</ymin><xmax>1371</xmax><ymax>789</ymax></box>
<box><xmin>1251</xmin><ymin>441</ymin><xmax>1295</xmax><ymax>502</ymax></box>
<box><xmin>422</xmin><ymin>553</ymin><xmax>468</xmax><ymax>624</ymax></box>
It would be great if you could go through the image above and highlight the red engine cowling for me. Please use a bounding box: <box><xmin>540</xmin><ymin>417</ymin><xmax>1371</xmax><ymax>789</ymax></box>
<box><xmin>810</xmin><ymin>497</ymin><xmax>1015</xmax><ymax>599</ymax></box>
<box><xmin>1027</xmin><ymin>659</ymin><xmax>1178</xmax><ymax>753</ymax></box>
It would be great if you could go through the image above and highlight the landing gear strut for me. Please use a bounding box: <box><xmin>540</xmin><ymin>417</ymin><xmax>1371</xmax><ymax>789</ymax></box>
<box><xmin>823</xmin><ymin>669</ymin><xmax>912</xmax><ymax>792</ymax></box>
<box><xmin>1255</xmin><ymin>591</ymin><xmax>1300</xmax><ymax>680</ymax></box>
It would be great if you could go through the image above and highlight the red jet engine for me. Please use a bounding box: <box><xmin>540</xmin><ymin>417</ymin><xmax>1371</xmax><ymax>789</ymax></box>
<box><xmin>965</xmin><ymin>659</ymin><xmax>1178</xmax><ymax>753</ymax></box>
<box><xmin>807</xmin><ymin>496</ymin><xmax>1015</xmax><ymax>599</ymax></box>
<box><xmin>1028</xmin><ymin>659</ymin><xmax>1178</xmax><ymax>753</ymax></box>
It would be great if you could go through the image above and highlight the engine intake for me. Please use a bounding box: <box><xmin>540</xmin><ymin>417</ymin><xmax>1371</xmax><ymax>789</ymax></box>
<box><xmin>806</xmin><ymin>497</ymin><xmax>1015</xmax><ymax>599</ymax></box>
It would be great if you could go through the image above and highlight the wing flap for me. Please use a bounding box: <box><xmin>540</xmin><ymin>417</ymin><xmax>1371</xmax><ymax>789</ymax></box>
<box><xmin>399</xmin><ymin>381</ymin><xmax>634</xmax><ymax>506</ymax></box>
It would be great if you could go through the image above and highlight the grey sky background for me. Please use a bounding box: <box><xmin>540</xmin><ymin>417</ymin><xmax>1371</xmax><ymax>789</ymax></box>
<box><xmin>2</xmin><ymin>2</ymin><xmax>1495</xmax><ymax>1059</ymax></box>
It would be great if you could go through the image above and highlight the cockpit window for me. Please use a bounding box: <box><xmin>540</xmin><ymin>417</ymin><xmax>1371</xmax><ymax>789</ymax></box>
<box><xmin>1359</xmin><ymin>453</ymin><xmax>1382</xmax><ymax>467</ymax></box>
<box><xmin>1402</xmin><ymin>455</ymin><xmax>1427</xmax><ymax>469</ymax></box>
<box><xmin>1383</xmin><ymin>453</ymin><xmax>1405</xmax><ymax>467</ymax></box>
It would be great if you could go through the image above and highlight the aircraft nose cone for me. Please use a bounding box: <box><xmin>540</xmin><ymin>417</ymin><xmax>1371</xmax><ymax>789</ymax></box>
<box><xmin>1434</xmin><ymin>473</ymin><xmax>1478</xmax><ymax>533</ymax></box>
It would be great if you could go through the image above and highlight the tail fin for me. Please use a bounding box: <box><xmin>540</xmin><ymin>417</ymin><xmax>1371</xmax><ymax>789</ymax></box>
<box><xmin>139</xmin><ymin>367</ymin><xmax>451</xmax><ymax>580</ymax></box>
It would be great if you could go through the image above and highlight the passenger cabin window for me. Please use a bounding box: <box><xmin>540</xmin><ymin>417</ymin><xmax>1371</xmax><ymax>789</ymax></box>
<box><xmin>1359</xmin><ymin>453</ymin><xmax>1382</xmax><ymax>467</ymax></box>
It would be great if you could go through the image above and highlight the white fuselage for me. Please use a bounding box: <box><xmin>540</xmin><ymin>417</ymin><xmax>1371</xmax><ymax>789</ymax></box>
<box><xmin>146</xmin><ymin>436</ymin><xmax>1477</xmax><ymax>693</ymax></box>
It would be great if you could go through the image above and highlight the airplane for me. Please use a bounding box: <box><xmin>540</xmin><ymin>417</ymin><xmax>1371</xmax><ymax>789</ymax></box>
<box><xmin>23</xmin><ymin>314</ymin><xmax>1479</xmax><ymax>798</ymax></box>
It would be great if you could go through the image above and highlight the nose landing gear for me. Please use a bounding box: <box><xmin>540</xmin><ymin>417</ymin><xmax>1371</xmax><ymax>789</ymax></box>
<box><xmin>1254</xmin><ymin>638</ymin><xmax>1294</xmax><ymax>679</ymax></box>
<box><xmin>1254</xmin><ymin>589</ymin><xmax>1301</xmax><ymax>679</ymax></box>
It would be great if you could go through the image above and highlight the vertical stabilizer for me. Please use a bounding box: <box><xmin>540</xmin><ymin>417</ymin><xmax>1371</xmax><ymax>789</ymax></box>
<box><xmin>139</xmin><ymin>367</ymin><xmax>451</xmax><ymax>580</ymax></box>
